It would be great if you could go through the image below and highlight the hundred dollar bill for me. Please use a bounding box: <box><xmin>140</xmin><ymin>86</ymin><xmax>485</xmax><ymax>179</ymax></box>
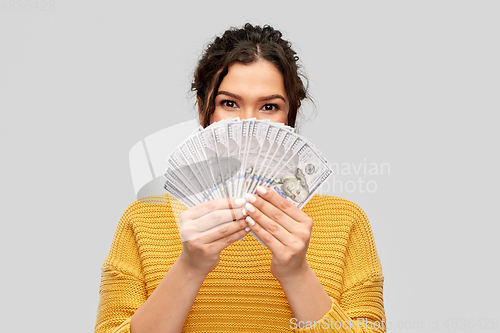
<box><xmin>234</xmin><ymin>118</ymin><xmax>253</xmax><ymax>197</ymax></box>
<box><xmin>256</xmin><ymin>131</ymin><xmax>301</xmax><ymax>191</ymax></box>
<box><xmin>267</xmin><ymin>142</ymin><xmax>333</xmax><ymax>209</ymax></box>
<box><xmin>190</xmin><ymin>133</ymin><xmax>222</xmax><ymax>200</ymax></box>
<box><xmin>204</xmin><ymin>118</ymin><xmax>241</xmax><ymax>199</ymax></box>
<box><xmin>164</xmin><ymin>164</ymin><xmax>201</xmax><ymax>206</ymax></box>
<box><xmin>197</xmin><ymin>128</ymin><xmax>227</xmax><ymax>199</ymax></box>
<box><xmin>182</xmin><ymin>138</ymin><xmax>217</xmax><ymax>201</ymax></box>
<box><xmin>251</xmin><ymin>127</ymin><xmax>288</xmax><ymax>192</ymax></box>
<box><xmin>241</xmin><ymin>120</ymin><xmax>270</xmax><ymax>194</ymax></box>
<box><xmin>163</xmin><ymin>118</ymin><xmax>333</xmax><ymax>247</ymax></box>
<box><xmin>246</xmin><ymin>124</ymin><xmax>281</xmax><ymax>194</ymax></box>
<box><xmin>211</xmin><ymin>122</ymin><xmax>232</xmax><ymax>198</ymax></box>
<box><xmin>166</xmin><ymin>149</ymin><xmax>208</xmax><ymax>203</ymax></box>
<box><xmin>227</xmin><ymin>120</ymin><xmax>243</xmax><ymax>198</ymax></box>
<box><xmin>164</xmin><ymin>176</ymin><xmax>196</xmax><ymax>208</ymax></box>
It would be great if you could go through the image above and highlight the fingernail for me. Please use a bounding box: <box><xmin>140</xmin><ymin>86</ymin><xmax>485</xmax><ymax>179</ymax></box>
<box><xmin>245</xmin><ymin>193</ymin><xmax>257</xmax><ymax>203</ymax></box>
<box><xmin>234</xmin><ymin>198</ymin><xmax>246</xmax><ymax>207</ymax></box>
<box><xmin>242</xmin><ymin>208</ymin><xmax>247</xmax><ymax>216</ymax></box>
<box><xmin>245</xmin><ymin>227</ymin><xmax>250</xmax><ymax>232</ymax></box>
<box><xmin>246</xmin><ymin>216</ymin><xmax>255</xmax><ymax>226</ymax></box>
<box><xmin>256</xmin><ymin>186</ymin><xmax>267</xmax><ymax>195</ymax></box>
<box><xmin>245</xmin><ymin>203</ymin><xmax>255</xmax><ymax>213</ymax></box>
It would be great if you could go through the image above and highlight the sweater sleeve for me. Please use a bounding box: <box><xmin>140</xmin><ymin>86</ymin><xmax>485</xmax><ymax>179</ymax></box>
<box><xmin>294</xmin><ymin>200</ymin><xmax>386</xmax><ymax>333</ymax></box>
<box><xmin>94</xmin><ymin>202</ymin><xmax>148</xmax><ymax>333</ymax></box>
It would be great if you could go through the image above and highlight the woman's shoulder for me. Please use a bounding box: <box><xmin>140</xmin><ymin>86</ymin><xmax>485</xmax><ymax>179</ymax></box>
<box><xmin>119</xmin><ymin>194</ymin><xmax>171</xmax><ymax>214</ymax></box>
<box><xmin>303</xmin><ymin>194</ymin><xmax>370</xmax><ymax>226</ymax></box>
<box><xmin>117</xmin><ymin>194</ymin><xmax>180</xmax><ymax>228</ymax></box>
<box><xmin>104</xmin><ymin>194</ymin><xmax>182</xmax><ymax>275</ymax></box>
<box><xmin>304</xmin><ymin>194</ymin><xmax>367</xmax><ymax>213</ymax></box>
<box><xmin>121</xmin><ymin>193</ymin><xmax>180</xmax><ymax>211</ymax></box>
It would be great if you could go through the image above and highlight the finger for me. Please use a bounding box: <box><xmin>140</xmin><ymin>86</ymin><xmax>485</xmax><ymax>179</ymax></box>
<box><xmin>244</xmin><ymin>192</ymin><xmax>296</xmax><ymax>233</ymax></box>
<box><xmin>198</xmin><ymin>218</ymin><xmax>249</xmax><ymax>243</ymax></box>
<box><xmin>202</xmin><ymin>220</ymin><xmax>233</xmax><ymax>234</ymax></box>
<box><xmin>254</xmin><ymin>186</ymin><xmax>311</xmax><ymax>222</ymax></box>
<box><xmin>244</xmin><ymin>201</ymin><xmax>294</xmax><ymax>246</ymax></box>
<box><xmin>209</xmin><ymin>226</ymin><xmax>251</xmax><ymax>253</ymax></box>
<box><xmin>181</xmin><ymin>197</ymin><xmax>246</xmax><ymax>220</ymax></box>
<box><xmin>194</xmin><ymin>207</ymin><xmax>247</xmax><ymax>233</ymax></box>
<box><xmin>245</xmin><ymin>215</ymin><xmax>284</xmax><ymax>253</ymax></box>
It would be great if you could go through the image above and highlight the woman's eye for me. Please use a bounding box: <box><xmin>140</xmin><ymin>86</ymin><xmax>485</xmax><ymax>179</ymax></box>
<box><xmin>221</xmin><ymin>100</ymin><xmax>237</xmax><ymax>108</ymax></box>
<box><xmin>262</xmin><ymin>104</ymin><xmax>279</xmax><ymax>112</ymax></box>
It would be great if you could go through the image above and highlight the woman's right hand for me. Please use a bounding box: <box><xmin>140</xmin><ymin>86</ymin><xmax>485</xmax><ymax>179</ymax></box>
<box><xmin>130</xmin><ymin>197</ymin><xmax>249</xmax><ymax>333</ymax></box>
<box><xmin>177</xmin><ymin>197</ymin><xmax>249</xmax><ymax>276</ymax></box>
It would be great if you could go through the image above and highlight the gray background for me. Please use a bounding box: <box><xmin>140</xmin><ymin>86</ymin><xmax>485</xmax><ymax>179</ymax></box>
<box><xmin>1</xmin><ymin>1</ymin><xmax>499</xmax><ymax>332</ymax></box>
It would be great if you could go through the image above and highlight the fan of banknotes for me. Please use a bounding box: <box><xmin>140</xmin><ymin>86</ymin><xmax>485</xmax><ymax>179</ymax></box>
<box><xmin>163</xmin><ymin>118</ymin><xmax>332</xmax><ymax>211</ymax></box>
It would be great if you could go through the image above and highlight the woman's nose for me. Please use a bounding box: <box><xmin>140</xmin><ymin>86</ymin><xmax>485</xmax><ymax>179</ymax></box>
<box><xmin>239</xmin><ymin>108</ymin><xmax>257</xmax><ymax>120</ymax></box>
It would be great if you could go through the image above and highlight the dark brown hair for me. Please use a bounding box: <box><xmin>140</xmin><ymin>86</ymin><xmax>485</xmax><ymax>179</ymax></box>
<box><xmin>192</xmin><ymin>23</ymin><xmax>309</xmax><ymax>128</ymax></box>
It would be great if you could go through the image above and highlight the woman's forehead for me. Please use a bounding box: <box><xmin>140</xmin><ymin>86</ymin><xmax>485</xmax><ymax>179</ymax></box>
<box><xmin>218</xmin><ymin>60</ymin><xmax>287</xmax><ymax>100</ymax></box>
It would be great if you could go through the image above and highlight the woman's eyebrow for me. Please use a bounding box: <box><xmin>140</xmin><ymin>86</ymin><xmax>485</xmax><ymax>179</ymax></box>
<box><xmin>217</xmin><ymin>91</ymin><xmax>286</xmax><ymax>102</ymax></box>
<box><xmin>258</xmin><ymin>94</ymin><xmax>286</xmax><ymax>102</ymax></box>
<box><xmin>217</xmin><ymin>91</ymin><xmax>242</xmax><ymax>100</ymax></box>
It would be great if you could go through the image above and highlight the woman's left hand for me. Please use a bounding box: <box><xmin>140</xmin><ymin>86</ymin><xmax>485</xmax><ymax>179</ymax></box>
<box><xmin>244</xmin><ymin>185</ymin><xmax>313</xmax><ymax>281</ymax></box>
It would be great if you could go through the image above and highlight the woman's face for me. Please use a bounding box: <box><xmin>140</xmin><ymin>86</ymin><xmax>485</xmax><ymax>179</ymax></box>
<box><xmin>209</xmin><ymin>59</ymin><xmax>289</xmax><ymax>125</ymax></box>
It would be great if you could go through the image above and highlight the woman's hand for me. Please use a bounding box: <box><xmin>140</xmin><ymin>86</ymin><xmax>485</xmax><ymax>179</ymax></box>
<box><xmin>243</xmin><ymin>186</ymin><xmax>332</xmax><ymax>322</ymax></box>
<box><xmin>243</xmin><ymin>186</ymin><xmax>313</xmax><ymax>281</ymax></box>
<box><xmin>178</xmin><ymin>197</ymin><xmax>250</xmax><ymax>276</ymax></box>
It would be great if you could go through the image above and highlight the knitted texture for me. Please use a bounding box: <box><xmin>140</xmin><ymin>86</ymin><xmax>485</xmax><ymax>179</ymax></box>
<box><xmin>95</xmin><ymin>194</ymin><xmax>385</xmax><ymax>333</ymax></box>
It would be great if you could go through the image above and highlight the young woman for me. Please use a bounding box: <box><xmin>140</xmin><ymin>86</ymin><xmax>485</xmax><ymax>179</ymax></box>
<box><xmin>95</xmin><ymin>23</ymin><xmax>386</xmax><ymax>333</ymax></box>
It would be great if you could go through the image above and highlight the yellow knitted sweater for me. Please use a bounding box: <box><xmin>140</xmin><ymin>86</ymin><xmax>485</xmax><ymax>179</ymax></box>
<box><xmin>95</xmin><ymin>194</ymin><xmax>385</xmax><ymax>333</ymax></box>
